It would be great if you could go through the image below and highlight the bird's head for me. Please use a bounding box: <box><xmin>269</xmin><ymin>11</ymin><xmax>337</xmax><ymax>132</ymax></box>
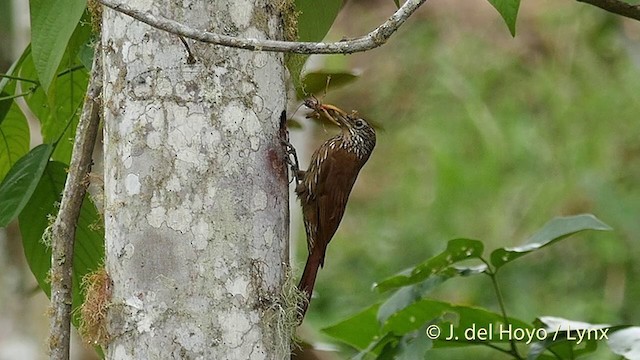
<box><xmin>307</xmin><ymin>102</ymin><xmax>376</xmax><ymax>159</ymax></box>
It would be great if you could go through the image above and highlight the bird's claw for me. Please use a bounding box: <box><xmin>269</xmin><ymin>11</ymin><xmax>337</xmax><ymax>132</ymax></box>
<box><xmin>280</xmin><ymin>130</ymin><xmax>302</xmax><ymax>185</ymax></box>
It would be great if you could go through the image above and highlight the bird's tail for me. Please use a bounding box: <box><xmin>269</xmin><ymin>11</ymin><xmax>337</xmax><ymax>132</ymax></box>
<box><xmin>297</xmin><ymin>250</ymin><xmax>322</xmax><ymax>318</ymax></box>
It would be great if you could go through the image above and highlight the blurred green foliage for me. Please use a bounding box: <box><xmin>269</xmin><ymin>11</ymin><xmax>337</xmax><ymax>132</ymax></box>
<box><xmin>323</xmin><ymin>216</ymin><xmax>618</xmax><ymax>359</ymax></box>
<box><xmin>295</xmin><ymin>3</ymin><xmax>640</xmax><ymax>359</ymax></box>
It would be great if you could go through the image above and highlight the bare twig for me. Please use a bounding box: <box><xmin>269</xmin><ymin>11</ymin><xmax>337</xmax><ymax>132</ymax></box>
<box><xmin>49</xmin><ymin>48</ymin><xmax>103</xmax><ymax>360</ymax></box>
<box><xmin>577</xmin><ymin>0</ymin><xmax>640</xmax><ymax>21</ymax></box>
<box><xmin>179</xmin><ymin>36</ymin><xmax>196</xmax><ymax>64</ymax></box>
<box><xmin>99</xmin><ymin>0</ymin><xmax>428</xmax><ymax>54</ymax></box>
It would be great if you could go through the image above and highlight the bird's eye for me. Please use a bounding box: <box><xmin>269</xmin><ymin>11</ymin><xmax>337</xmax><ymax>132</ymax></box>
<box><xmin>354</xmin><ymin>119</ymin><xmax>365</xmax><ymax>129</ymax></box>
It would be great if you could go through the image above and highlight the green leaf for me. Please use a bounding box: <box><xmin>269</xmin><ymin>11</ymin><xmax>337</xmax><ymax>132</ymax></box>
<box><xmin>0</xmin><ymin>45</ymin><xmax>33</xmax><ymax>127</ymax></box>
<box><xmin>1</xmin><ymin>45</ymin><xmax>33</xmax><ymax>90</ymax></box>
<box><xmin>286</xmin><ymin>55</ymin><xmax>307</xmax><ymax>98</ymax></box>
<box><xmin>77</xmin><ymin>40</ymin><xmax>95</xmax><ymax>71</ymax></box>
<box><xmin>382</xmin><ymin>299</ymin><xmax>534</xmax><ymax>347</ymax></box>
<box><xmin>363</xmin><ymin>325</ymin><xmax>434</xmax><ymax>360</ymax></box>
<box><xmin>296</xmin><ymin>70</ymin><xmax>359</xmax><ymax>100</ymax></box>
<box><xmin>382</xmin><ymin>299</ymin><xmax>532</xmax><ymax>346</ymax></box>
<box><xmin>377</xmin><ymin>265</ymin><xmax>487</xmax><ymax>324</ymax></box>
<box><xmin>0</xmin><ymin>143</ymin><xmax>54</xmax><ymax>227</ymax></box>
<box><xmin>395</xmin><ymin>325</ymin><xmax>433</xmax><ymax>360</ymax></box>
<box><xmin>296</xmin><ymin>0</ymin><xmax>343</xmax><ymax>43</ymax></box>
<box><xmin>18</xmin><ymin>161</ymin><xmax>104</xmax><ymax>327</ymax></box>
<box><xmin>0</xmin><ymin>98</ymin><xmax>30</xmax><ymax>182</ymax></box>
<box><xmin>378</xmin><ymin>269</ymin><xmax>455</xmax><ymax>324</ymax></box>
<box><xmin>29</xmin><ymin>0</ymin><xmax>86</xmax><ymax>93</ymax></box>
<box><xmin>528</xmin><ymin>336</ymin><xmax>599</xmax><ymax>360</ymax></box>
<box><xmin>287</xmin><ymin>0</ymin><xmax>343</xmax><ymax>93</ymax></box>
<box><xmin>0</xmin><ymin>60</ymin><xmax>32</xmax><ymax>181</ymax></box>
<box><xmin>322</xmin><ymin>303</ymin><xmax>381</xmax><ymax>351</ymax></box>
<box><xmin>354</xmin><ymin>328</ymin><xmax>432</xmax><ymax>360</ymax></box>
<box><xmin>0</xmin><ymin>89</ymin><xmax>12</xmax><ymax>123</ymax></box>
<box><xmin>354</xmin><ymin>332</ymin><xmax>399</xmax><ymax>360</ymax></box>
<box><xmin>530</xmin><ymin>317</ymin><xmax>623</xmax><ymax>359</ymax></box>
<box><xmin>375</xmin><ymin>238</ymin><xmax>484</xmax><ymax>292</ymax></box>
<box><xmin>20</xmin><ymin>16</ymin><xmax>91</xmax><ymax>164</ymax></box>
<box><xmin>487</xmin><ymin>0</ymin><xmax>521</xmax><ymax>36</ymax></box>
<box><xmin>490</xmin><ymin>214</ymin><xmax>612</xmax><ymax>270</ymax></box>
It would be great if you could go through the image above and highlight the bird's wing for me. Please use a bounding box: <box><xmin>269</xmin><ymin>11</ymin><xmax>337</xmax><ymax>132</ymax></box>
<box><xmin>313</xmin><ymin>149</ymin><xmax>362</xmax><ymax>266</ymax></box>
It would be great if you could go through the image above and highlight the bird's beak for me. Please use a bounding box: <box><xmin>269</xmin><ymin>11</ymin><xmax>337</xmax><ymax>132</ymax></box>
<box><xmin>318</xmin><ymin>104</ymin><xmax>348</xmax><ymax>127</ymax></box>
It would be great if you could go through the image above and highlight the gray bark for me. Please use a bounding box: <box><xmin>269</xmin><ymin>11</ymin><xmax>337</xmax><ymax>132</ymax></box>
<box><xmin>101</xmin><ymin>0</ymin><xmax>290</xmax><ymax>358</ymax></box>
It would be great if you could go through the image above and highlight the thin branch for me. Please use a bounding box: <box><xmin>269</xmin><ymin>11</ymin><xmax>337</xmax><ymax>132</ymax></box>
<box><xmin>0</xmin><ymin>90</ymin><xmax>36</xmax><ymax>101</ymax></box>
<box><xmin>481</xmin><ymin>259</ymin><xmax>523</xmax><ymax>360</ymax></box>
<box><xmin>49</xmin><ymin>48</ymin><xmax>103</xmax><ymax>360</ymax></box>
<box><xmin>577</xmin><ymin>0</ymin><xmax>640</xmax><ymax>21</ymax></box>
<box><xmin>57</xmin><ymin>64</ymin><xmax>86</xmax><ymax>78</ymax></box>
<box><xmin>99</xmin><ymin>0</ymin><xmax>428</xmax><ymax>54</ymax></box>
<box><xmin>0</xmin><ymin>73</ymin><xmax>39</xmax><ymax>84</ymax></box>
<box><xmin>179</xmin><ymin>36</ymin><xmax>197</xmax><ymax>64</ymax></box>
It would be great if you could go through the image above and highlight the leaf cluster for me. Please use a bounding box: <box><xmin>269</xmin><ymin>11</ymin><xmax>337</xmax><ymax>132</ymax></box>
<box><xmin>0</xmin><ymin>2</ymin><xmax>103</xmax><ymax>334</ymax></box>
<box><xmin>322</xmin><ymin>215</ymin><xmax>639</xmax><ymax>359</ymax></box>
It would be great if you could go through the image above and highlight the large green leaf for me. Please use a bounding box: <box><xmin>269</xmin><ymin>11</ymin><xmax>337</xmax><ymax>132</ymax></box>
<box><xmin>322</xmin><ymin>303</ymin><xmax>381</xmax><ymax>351</ymax></box>
<box><xmin>29</xmin><ymin>0</ymin><xmax>86</xmax><ymax>93</ymax></box>
<box><xmin>296</xmin><ymin>70</ymin><xmax>359</xmax><ymax>100</ymax></box>
<box><xmin>0</xmin><ymin>144</ymin><xmax>53</xmax><ymax>227</ymax></box>
<box><xmin>530</xmin><ymin>317</ymin><xmax>625</xmax><ymax>359</ymax></box>
<box><xmin>327</xmin><ymin>299</ymin><xmax>533</xmax><ymax>358</ymax></box>
<box><xmin>0</xmin><ymin>89</ymin><xmax>13</xmax><ymax>128</ymax></box>
<box><xmin>296</xmin><ymin>0</ymin><xmax>343</xmax><ymax>43</ymax></box>
<box><xmin>0</xmin><ymin>98</ymin><xmax>30</xmax><ymax>182</ymax></box>
<box><xmin>353</xmin><ymin>326</ymin><xmax>433</xmax><ymax>360</ymax></box>
<box><xmin>377</xmin><ymin>265</ymin><xmax>487</xmax><ymax>324</ymax></box>
<box><xmin>487</xmin><ymin>0</ymin><xmax>521</xmax><ymax>36</ymax></box>
<box><xmin>18</xmin><ymin>161</ymin><xmax>104</xmax><ymax>327</ymax></box>
<box><xmin>375</xmin><ymin>238</ymin><xmax>484</xmax><ymax>292</ymax></box>
<box><xmin>1</xmin><ymin>46</ymin><xmax>34</xmax><ymax>180</ymax></box>
<box><xmin>1</xmin><ymin>45</ymin><xmax>35</xmax><ymax>111</ymax></box>
<box><xmin>394</xmin><ymin>325</ymin><xmax>433</xmax><ymax>360</ymax></box>
<box><xmin>490</xmin><ymin>214</ymin><xmax>612</xmax><ymax>270</ymax></box>
<box><xmin>382</xmin><ymin>299</ymin><xmax>533</xmax><ymax>346</ymax></box>
<box><xmin>20</xmin><ymin>16</ymin><xmax>92</xmax><ymax>164</ymax></box>
<box><xmin>287</xmin><ymin>0</ymin><xmax>343</xmax><ymax>93</ymax></box>
<box><xmin>51</xmin><ymin>13</ymin><xmax>92</xmax><ymax>159</ymax></box>
<box><xmin>353</xmin><ymin>332</ymin><xmax>400</xmax><ymax>360</ymax></box>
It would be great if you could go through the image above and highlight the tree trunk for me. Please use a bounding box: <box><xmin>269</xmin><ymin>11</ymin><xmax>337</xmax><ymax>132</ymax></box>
<box><xmin>101</xmin><ymin>0</ymin><xmax>290</xmax><ymax>358</ymax></box>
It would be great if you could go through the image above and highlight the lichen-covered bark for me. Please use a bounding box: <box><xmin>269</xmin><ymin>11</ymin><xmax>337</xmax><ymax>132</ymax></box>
<box><xmin>101</xmin><ymin>1</ymin><xmax>289</xmax><ymax>358</ymax></box>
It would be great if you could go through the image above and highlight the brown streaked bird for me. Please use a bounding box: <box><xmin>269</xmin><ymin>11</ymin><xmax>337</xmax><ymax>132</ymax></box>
<box><xmin>294</xmin><ymin>99</ymin><xmax>376</xmax><ymax>318</ymax></box>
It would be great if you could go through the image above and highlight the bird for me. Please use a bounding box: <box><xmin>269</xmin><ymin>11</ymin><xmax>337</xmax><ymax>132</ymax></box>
<box><xmin>292</xmin><ymin>99</ymin><xmax>376</xmax><ymax>318</ymax></box>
